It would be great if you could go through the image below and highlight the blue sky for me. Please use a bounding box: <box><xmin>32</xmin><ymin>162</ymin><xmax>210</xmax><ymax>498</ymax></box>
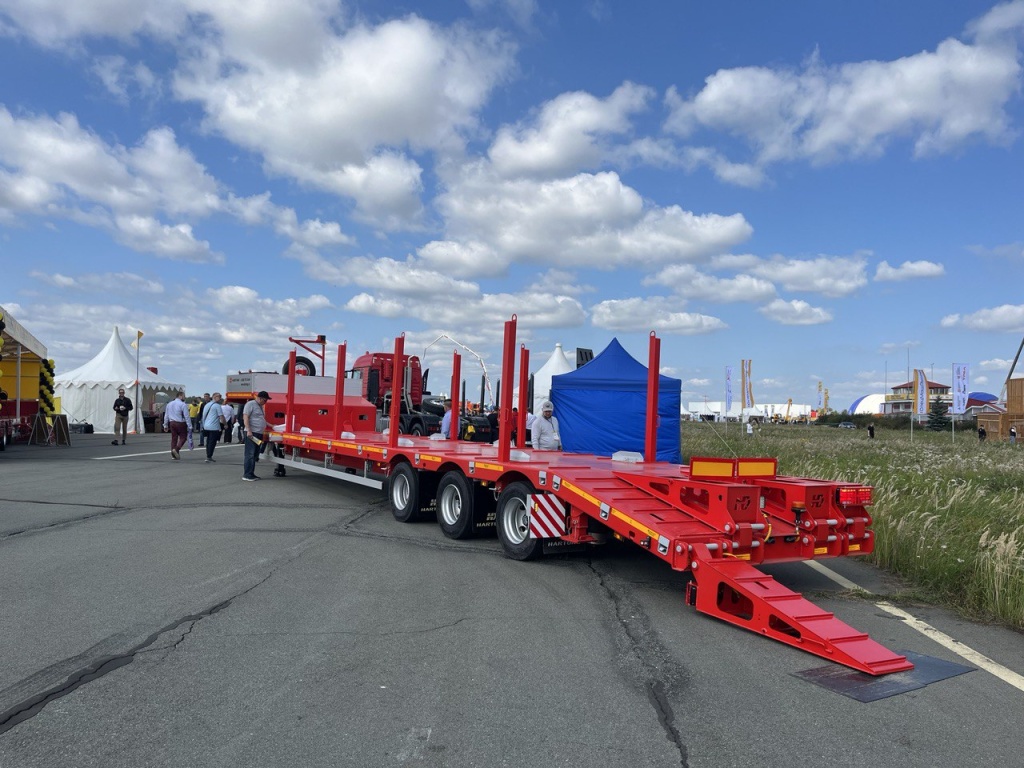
<box><xmin>2</xmin><ymin>0</ymin><xmax>1023</xmax><ymax>412</ymax></box>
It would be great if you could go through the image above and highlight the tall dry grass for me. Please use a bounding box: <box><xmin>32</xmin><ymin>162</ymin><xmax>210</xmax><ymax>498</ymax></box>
<box><xmin>681</xmin><ymin>421</ymin><xmax>1024</xmax><ymax>629</ymax></box>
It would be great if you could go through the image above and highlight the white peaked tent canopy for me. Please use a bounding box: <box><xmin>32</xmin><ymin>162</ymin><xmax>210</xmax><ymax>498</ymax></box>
<box><xmin>55</xmin><ymin>327</ymin><xmax>183</xmax><ymax>434</ymax></box>
<box><xmin>531</xmin><ymin>343</ymin><xmax>574</xmax><ymax>415</ymax></box>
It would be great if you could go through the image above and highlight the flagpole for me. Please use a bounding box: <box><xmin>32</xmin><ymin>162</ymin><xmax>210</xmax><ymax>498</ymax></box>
<box><xmin>135</xmin><ymin>332</ymin><xmax>141</xmax><ymax>435</ymax></box>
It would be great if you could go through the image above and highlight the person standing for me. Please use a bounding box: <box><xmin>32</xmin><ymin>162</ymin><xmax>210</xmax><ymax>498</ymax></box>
<box><xmin>868</xmin><ymin>423</ymin><xmax>875</xmax><ymax>439</ymax></box>
<box><xmin>163</xmin><ymin>391</ymin><xmax>192</xmax><ymax>460</ymax></box>
<box><xmin>978</xmin><ymin>425</ymin><xmax>987</xmax><ymax>442</ymax></box>
<box><xmin>440</xmin><ymin>398</ymin><xmax>454</xmax><ymax>438</ymax></box>
<box><xmin>221</xmin><ymin>401</ymin><xmax>235</xmax><ymax>443</ymax></box>
<box><xmin>197</xmin><ymin>393</ymin><xmax>212</xmax><ymax>446</ymax></box>
<box><xmin>111</xmin><ymin>387</ymin><xmax>133</xmax><ymax>445</ymax></box>
<box><xmin>202</xmin><ymin>393</ymin><xmax>226</xmax><ymax>462</ymax></box>
<box><xmin>1010</xmin><ymin>425</ymin><xmax>1017</xmax><ymax>445</ymax></box>
<box><xmin>532</xmin><ymin>400</ymin><xmax>561</xmax><ymax>450</ymax></box>
<box><xmin>242</xmin><ymin>390</ymin><xmax>270</xmax><ymax>481</ymax></box>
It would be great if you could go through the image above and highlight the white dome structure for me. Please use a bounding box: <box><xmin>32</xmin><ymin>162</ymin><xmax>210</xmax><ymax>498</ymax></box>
<box><xmin>848</xmin><ymin>394</ymin><xmax>886</xmax><ymax>415</ymax></box>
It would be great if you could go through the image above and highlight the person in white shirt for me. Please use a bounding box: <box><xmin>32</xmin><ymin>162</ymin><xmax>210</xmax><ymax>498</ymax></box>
<box><xmin>532</xmin><ymin>401</ymin><xmax>561</xmax><ymax>450</ymax></box>
<box><xmin>162</xmin><ymin>391</ymin><xmax>192</xmax><ymax>460</ymax></box>
<box><xmin>221</xmin><ymin>402</ymin><xmax>235</xmax><ymax>442</ymax></box>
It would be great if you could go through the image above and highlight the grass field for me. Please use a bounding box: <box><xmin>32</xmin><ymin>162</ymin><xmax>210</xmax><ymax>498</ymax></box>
<box><xmin>680</xmin><ymin>421</ymin><xmax>1024</xmax><ymax>630</ymax></box>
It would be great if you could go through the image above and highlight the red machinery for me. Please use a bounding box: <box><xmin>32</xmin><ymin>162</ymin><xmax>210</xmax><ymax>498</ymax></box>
<box><xmin>265</xmin><ymin>319</ymin><xmax>912</xmax><ymax>676</ymax></box>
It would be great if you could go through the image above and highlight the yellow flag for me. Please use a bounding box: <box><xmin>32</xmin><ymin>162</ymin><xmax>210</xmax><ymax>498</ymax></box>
<box><xmin>131</xmin><ymin>330</ymin><xmax>144</xmax><ymax>350</ymax></box>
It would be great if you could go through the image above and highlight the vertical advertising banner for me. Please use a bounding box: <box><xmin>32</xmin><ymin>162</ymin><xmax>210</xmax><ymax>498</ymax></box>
<box><xmin>816</xmin><ymin>381</ymin><xmax>823</xmax><ymax>410</ymax></box>
<box><xmin>725</xmin><ymin>366</ymin><xmax>733</xmax><ymax>415</ymax></box>
<box><xmin>741</xmin><ymin>359</ymin><xmax>754</xmax><ymax>408</ymax></box>
<box><xmin>951</xmin><ymin>363</ymin><xmax>969</xmax><ymax>414</ymax></box>
<box><xmin>913</xmin><ymin>369</ymin><xmax>929</xmax><ymax>414</ymax></box>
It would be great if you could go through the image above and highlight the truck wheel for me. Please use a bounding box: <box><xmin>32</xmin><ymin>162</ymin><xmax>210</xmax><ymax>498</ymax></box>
<box><xmin>388</xmin><ymin>462</ymin><xmax>422</xmax><ymax>523</ymax></box>
<box><xmin>282</xmin><ymin>355</ymin><xmax>316</xmax><ymax>377</ymax></box>
<box><xmin>496</xmin><ymin>482</ymin><xmax>543</xmax><ymax>561</ymax></box>
<box><xmin>437</xmin><ymin>470</ymin><xmax>475</xmax><ymax>539</ymax></box>
<box><xmin>409</xmin><ymin>421</ymin><xmax>424</xmax><ymax>437</ymax></box>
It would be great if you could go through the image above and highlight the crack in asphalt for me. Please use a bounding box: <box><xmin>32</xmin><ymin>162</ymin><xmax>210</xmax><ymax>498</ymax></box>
<box><xmin>585</xmin><ymin>560</ymin><xmax>690</xmax><ymax>768</ymax></box>
<box><xmin>0</xmin><ymin>573</ymin><xmax>273</xmax><ymax>736</ymax></box>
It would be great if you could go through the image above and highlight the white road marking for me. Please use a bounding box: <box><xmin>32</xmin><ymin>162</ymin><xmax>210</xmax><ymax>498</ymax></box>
<box><xmin>93</xmin><ymin>444</ymin><xmax>243</xmax><ymax>460</ymax></box>
<box><xmin>805</xmin><ymin>559</ymin><xmax>1024</xmax><ymax>692</ymax></box>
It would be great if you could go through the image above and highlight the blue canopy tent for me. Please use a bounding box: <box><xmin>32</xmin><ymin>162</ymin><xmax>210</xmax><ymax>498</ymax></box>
<box><xmin>550</xmin><ymin>338</ymin><xmax>681</xmax><ymax>463</ymax></box>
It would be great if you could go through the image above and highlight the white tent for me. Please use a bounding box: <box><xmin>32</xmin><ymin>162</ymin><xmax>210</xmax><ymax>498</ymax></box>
<box><xmin>55</xmin><ymin>327</ymin><xmax>183</xmax><ymax>434</ymax></box>
<box><xmin>532</xmin><ymin>343</ymin><xmax>574</xmax><ymax>415</ymax></box>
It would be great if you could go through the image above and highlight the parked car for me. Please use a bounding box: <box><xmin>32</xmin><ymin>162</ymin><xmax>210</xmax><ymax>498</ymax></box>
<box><xmin>837</xmin><ymin>421</ymin><xmax>857</xmax><ymax>429</ymax></box>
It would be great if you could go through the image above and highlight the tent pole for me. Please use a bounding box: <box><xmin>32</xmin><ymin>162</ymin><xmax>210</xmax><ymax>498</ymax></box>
<box><xmin>134</xmin><ymin>333</ymin><xmax>140</xmax><ymax>435</ymax></box>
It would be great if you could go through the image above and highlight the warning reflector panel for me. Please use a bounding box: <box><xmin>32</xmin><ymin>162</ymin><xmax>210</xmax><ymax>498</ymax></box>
<box><xmin>528</xmin><ymin>494</ymin><xmax>567</xmax><ymax>539</ymax></box>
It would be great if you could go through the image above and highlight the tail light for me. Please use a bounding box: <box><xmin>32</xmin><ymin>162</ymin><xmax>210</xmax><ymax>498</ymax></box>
<box><xmin>837</xmin><ymin>485</ymin><xmax>873</xmax><ymax>506</ymax></box>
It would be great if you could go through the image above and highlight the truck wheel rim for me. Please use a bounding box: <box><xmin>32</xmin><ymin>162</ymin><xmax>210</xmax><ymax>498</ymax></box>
<box><xmin>440</xmin><ymin>485</ymin><xmax>462</xmax><ymax>525</ymax></box>
<box><xmin>392</xmin><ymin>474</ymin><xmax>410</xmax><ymax>510</ymax></box>
<box><xmin>501</xmin><ymin>496</ymin><xmax>529</xmax><ymax>545</ymax></box>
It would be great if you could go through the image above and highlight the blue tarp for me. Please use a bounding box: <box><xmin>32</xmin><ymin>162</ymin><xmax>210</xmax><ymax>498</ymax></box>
<box><xmin>550</xmin><ymin>338</ymin><xmax>681</xmax><ymax>463</ymax></box>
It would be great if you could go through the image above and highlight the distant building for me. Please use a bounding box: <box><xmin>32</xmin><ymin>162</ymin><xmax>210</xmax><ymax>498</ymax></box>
<box><xmin>883</xmin><ymin>379</ymin><xmax>951</xmax><ymax>419</ymax></box>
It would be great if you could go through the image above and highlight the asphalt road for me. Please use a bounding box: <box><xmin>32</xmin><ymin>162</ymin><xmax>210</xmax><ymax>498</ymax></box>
<box><xmin>1</xmin><ymin>433</ymin><xmax>1022</xmax><ymax>767</ymax></box>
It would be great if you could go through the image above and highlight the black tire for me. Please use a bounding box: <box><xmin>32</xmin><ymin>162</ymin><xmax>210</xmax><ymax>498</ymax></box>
<box><xmin>409</xmin><ymin>421</ymin><xmax>425</xmax><ymax>437</ymax></box>
<box><xmin>496</xmin><ymin>481</ymin><xmax>543</xmax><ymax>560</ymax></box>
<box><xmin>0</xmin><ymin>428</ymin><xmax>6</xmax><ymax>451</ymax></box>
<box><xmin>437</xmin><ymin>470</ymin><xmax>475</xmax><ymax>539</ymax></box>
<box><xmin>281</xmin><ymin>355</ymin><xmax>316</xmax><ymax>377</ymax></box>
<box><xmin>388</xmin><ymin>462</ymin><xmax>422</xmax><ymax>523</ymax></box>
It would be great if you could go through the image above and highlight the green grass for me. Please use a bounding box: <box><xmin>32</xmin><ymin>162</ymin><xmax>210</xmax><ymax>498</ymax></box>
<box><xmin>680</xmin><ymin>421</ymin><xmax>1024</xmax><ymax>629</ymax></box>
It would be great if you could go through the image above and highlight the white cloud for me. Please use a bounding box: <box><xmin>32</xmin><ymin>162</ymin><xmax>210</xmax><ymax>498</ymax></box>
<box><xmin>438</xmin><ymin>168</ymin><xmax>752</xmax><ymax>269</ymax></box>
<box><xmin>941</xmin><ymin>304</ymin><xmax>1024</xmax><ymax>331</ymax></box>
<box><xmin>416</xmin><ymin>240</ymin><xmax>508</xmax><ymax>278</ymax></box>
<box><xmin>979</xmin><ymin>358</ymin><xmax>1011</xmax><ymax>370</ymax></box>
<box><xmin>112</xmin><ymin>214</ymin><xmax>220</xmax><ymax>263</ymax></box>
<box><xmin>489</xmin><ymin>82</ymin><xmax>654</xmax><ymax>178</ymax></box>
<box><xmin>874</xmin><ymin>260</ymin><xmax>945</xmax><ymax>281</ymax></box>
<box><xmin>663</xmin><ymin>6</ymin><xmax>1023</xmax><ymax>182</ymax></box>
<box><xmin>174</xmin><ymin>15</ymin><xmax>515</xmax><ymax>230</ymax></box>
<box><xmin>748</xmin><ymin>255</ymin><xmax>867</xmax><ymax>297</ymax></box>
<box><xmin>758</xmin><ymin>299</ymin><xmax>833</xmax><ymax>325</ymax></box>
<box><xmin>590</xmin><ymin>297</ymin><xmax>727</xmax><ymax>334</ymax></box>
<box><xmin>30</xmin><ymin>270</ymin><xmax>164</xmax><ymax>294</ymax></box>
<box><xmin>648</xmin><ymin>264</ymin><xmax>776</xmax><ymax>302</ymax></box>
<box><xmin>92</xmin><ymin>55</ymin><xmax>160</xmax><ymax>102</ymax></box>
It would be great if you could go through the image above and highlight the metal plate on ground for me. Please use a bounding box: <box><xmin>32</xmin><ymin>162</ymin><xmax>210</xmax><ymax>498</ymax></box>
<box><xmin>793</xmin><ymin>651</ymin><xmax>975</xmax><ymax>702</ymax></box>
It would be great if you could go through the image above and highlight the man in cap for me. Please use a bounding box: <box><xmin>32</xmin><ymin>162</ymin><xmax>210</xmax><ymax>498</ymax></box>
<box><xmin>111</xmin><ymin>386</ymin><xmax>133</xmax><ymax>445</ymax></box>
<box><xmin>532</xmin><ymin>400</ymin><xmax>561</xmax><ymax>450</ymax></box>
<box><xmin>242</xmin><ymin>390</ymin><xmax>271</xmax><ymax>481</ymax></box>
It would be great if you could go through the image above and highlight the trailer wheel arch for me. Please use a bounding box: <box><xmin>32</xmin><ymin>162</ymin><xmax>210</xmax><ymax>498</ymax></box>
<box><xmin>496</xmin><ymin>481</ymin><xmax>543</xmax><ymax>561</ymax></box>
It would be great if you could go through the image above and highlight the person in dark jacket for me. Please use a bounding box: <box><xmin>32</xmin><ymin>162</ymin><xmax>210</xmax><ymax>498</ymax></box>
<box><xmin>112</xmin><ymin>388</ymin><xmax>133</xmax><ymax>445</ymax></box>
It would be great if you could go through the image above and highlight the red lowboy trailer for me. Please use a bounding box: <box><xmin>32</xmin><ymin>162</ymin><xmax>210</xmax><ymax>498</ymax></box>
<box><xmin>263</xmin><ymin>316</ymin><xmax>912</xmax><ymax>676</ymax></box>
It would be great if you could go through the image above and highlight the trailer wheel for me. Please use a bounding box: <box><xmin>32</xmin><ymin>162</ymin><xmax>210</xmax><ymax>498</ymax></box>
<box><xmin>496</xmin><ymin>482</ymin><xmax>543</xmax><ymax>561</ymax></box>
<box><xmin>388</xmin><ymin>462</ymin><xmax>421</xmax><ymax>523</ymax></box>
<box><xmin>437</xmin><ymin>471</ymin><xmax>475</xmax><ymax>539</ymax></box>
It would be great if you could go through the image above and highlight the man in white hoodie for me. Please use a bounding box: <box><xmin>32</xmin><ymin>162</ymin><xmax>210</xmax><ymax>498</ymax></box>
<box><xmin>532</xmin><ymin>400</ymin><xmax>561</xmax><ymax>450</ymax></box>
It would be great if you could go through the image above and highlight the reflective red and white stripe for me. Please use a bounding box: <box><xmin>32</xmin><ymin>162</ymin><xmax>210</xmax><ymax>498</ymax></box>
<box><xmin>528</xmin><ymin>494</ymin><xmax>567</xmax><ymax>539</ymax></box>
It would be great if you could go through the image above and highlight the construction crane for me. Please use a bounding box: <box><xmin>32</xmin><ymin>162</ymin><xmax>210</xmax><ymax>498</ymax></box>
<box><xmin>423</xmin><ymin>333</ymin><xmax>495</xmax><ymax>407</ymax></box>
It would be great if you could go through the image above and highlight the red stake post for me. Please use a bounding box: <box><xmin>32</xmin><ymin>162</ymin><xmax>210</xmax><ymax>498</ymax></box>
<box><xmin>449</xmin><ymin>351</ymin><xmax>461</xmax><ymax>441</ymax></box>
<box><xmin>388</xmin><ymin>334</ymin><xmax>405</xmax><ymax>449</ymax></box>
<box><xmin>645</xmin><ymin>332</ymin><xmax>660</xmax><ymax>463</ymax></box>
<box><xmin>285</xmin><ymin>349</ymin><xmax>297</xmax><ymax>432</ymax></box>
<box><xmin>516</xmin><ymin>344</ymin><xmax>529</xmax><ymax>449</ymax></box>
<box><xmin>333</xmin><ymin>342</ymin><xmax>347</xmax><ymax>437</ymax></box>
<box><xmin>497</xmin><ymin>315</ymin><xmax>517</xmax><ymax>462</ymax></box>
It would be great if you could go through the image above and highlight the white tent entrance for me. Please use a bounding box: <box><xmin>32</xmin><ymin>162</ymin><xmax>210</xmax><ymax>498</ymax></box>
<box><xmin>55</xmin><ymin>327</ymin><xmax>183</xmax><ymax>434</ymax></box>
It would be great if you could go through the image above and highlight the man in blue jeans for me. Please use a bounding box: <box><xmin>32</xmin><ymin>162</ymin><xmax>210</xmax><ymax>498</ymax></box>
<box><xmin>242</xmin><ymin>390</ymin><xmax>271</xmax><ymax>481</ymax></box>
